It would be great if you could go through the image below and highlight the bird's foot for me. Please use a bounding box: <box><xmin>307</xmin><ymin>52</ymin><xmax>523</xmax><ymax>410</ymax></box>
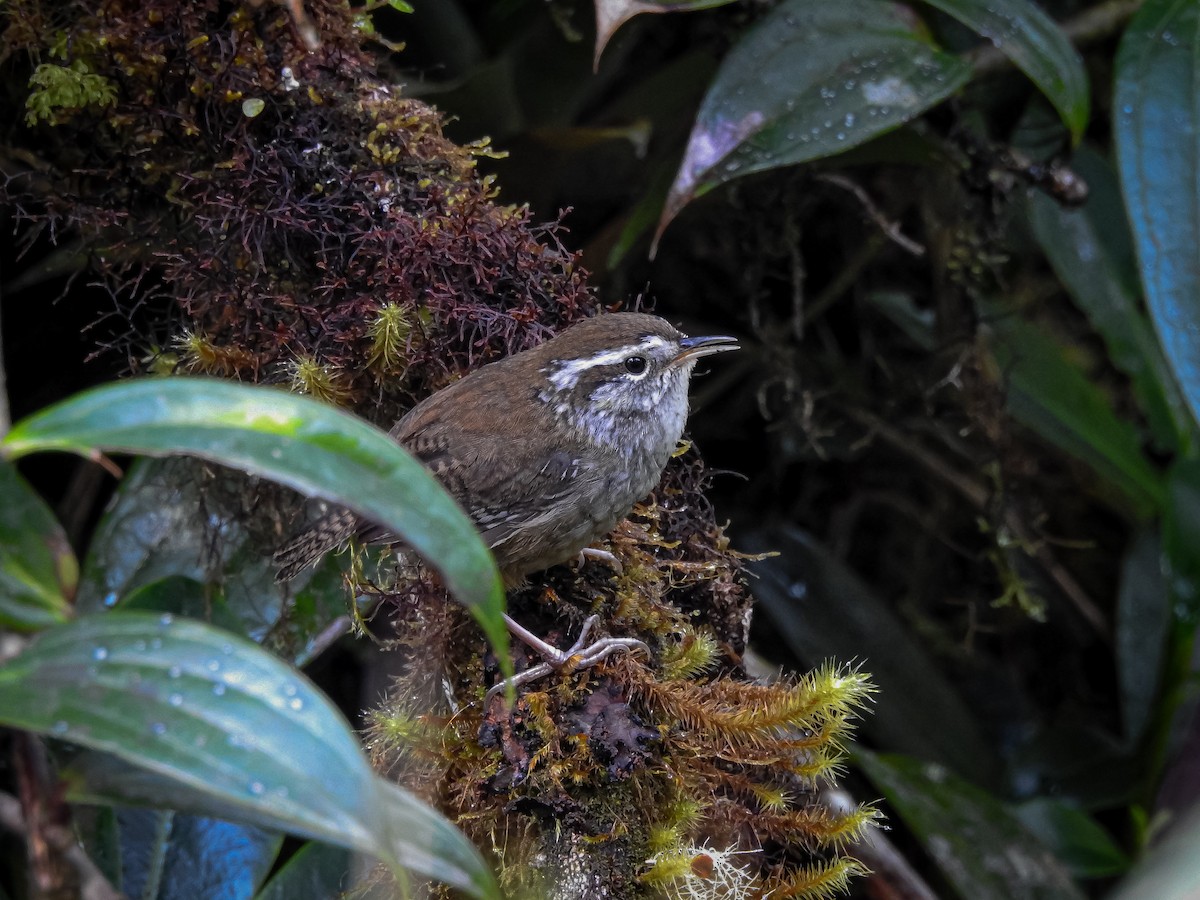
<box><xmin>575</xmin><ymin>546</ymin><xmax>624</xmax><ymax>575</ymax></box>
<box><xmin>485</xmin><ymin>614</ymin><xmax>648</xmax><ymax>704</ymax></box>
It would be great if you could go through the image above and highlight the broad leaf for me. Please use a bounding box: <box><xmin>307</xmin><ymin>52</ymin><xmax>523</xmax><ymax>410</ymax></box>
<box><xmin>254</xmin><ymin>841</ymin><xmax>351</xmax><ymax>900</ymax></box>
<box><xmin>0</xmin><ymin>458</ymin><xmax>75</xmax><ymax>630</ymax></box>
<box><xmin>856</xmin><ymin>749</ymin><xmax>1086</xmax><ymax>900</ymax></box>
<box><xmin>1015</xmin><ymin>799</ymin><xmax>1131</xmax><ymax>879</ymax></box>
<box><xmin>660</xmin><ymin>0</ymin><xmax>970</xmax><ymax>238</ymax></box>
<box><xmin>77</xmin><ymin>458</ymin><xmax>355</xmax><ymax>664</ymax></box>
<box><xmin>0</xmin><ymin>613</ymin><xmax>499</xmax><ymax>898</ymax></box>
<box><xmin>986</xmin><ymin>311</ymin><xmax>1164</xmax><ymax>516</ymax></box>
<box><xmin>1115</xmin><ymin>0</ymin><xmax>1200</xmax><ymax>431</ymax></box>
<box><xmin>113</xmin><ymin>809</ymin><xmax>281</xmax><ymax>900</ymax></box>
<box><xmin>924</xmin><ymin>0</ymin><xmax>1088</xmax><ymax>141</ymax></box>
<box><xmin>1</xmin><ymin>378</ymin><xmax>507</xmax><ymax>663</ymax></box>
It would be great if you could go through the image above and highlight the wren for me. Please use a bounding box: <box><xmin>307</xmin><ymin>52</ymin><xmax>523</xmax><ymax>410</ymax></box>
<box><xmin>275</xmin><ymin>312</ymin><xmax>738</xmax><ymax>693</ymax></box>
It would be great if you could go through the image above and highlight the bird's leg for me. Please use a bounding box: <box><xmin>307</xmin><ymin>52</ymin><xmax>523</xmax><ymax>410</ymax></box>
<box><xmin>485</xmin><ymin>613</ymin><xmax>649</xmax><ymax>703</ymax></box>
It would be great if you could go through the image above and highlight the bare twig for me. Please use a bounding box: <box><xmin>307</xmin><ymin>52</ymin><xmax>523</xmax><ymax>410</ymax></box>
<box><xmin>816</xmin><ymin>173</ymin><xmax>926</xmax><ymax>258</ymax></box>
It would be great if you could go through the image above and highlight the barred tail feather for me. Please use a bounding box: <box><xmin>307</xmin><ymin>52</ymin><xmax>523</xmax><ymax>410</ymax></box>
<box><xmin>273</xmin><ymin>509</ymin><xmax>360</xmax><ymax>582</ymax></box>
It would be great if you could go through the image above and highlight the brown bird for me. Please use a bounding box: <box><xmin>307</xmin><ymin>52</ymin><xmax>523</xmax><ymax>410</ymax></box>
<box><xmin>275</xmin><ymin>312</ymin><xmax>738</xmax><ymax>693</ymax></box>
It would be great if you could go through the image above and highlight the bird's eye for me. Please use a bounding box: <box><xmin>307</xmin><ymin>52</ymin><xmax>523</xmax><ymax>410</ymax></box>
<box><xmin>624</xmin><ymin>356</ymin><xmax>648</xmax><ymax>376</ymax></box>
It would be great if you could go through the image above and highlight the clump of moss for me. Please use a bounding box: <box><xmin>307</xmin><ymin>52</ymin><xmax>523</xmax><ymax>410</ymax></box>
<box><xmin>4</xmin><ymin>0</ymin><xmax>597</xmax><ymax>427</ymax></box>
<box><xmin>366</xmin><ymin>452</ymin><xmax>877</xmax><ymax>897</ymax></box>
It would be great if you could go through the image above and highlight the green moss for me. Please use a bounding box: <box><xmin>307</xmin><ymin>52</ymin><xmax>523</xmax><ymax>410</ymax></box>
<box><xmin>25</xmin><ymin>59</ymin><xmax>117</xmax><ymax>124</ymax></box>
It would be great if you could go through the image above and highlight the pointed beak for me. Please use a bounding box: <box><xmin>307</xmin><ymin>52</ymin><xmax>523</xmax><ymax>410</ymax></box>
<box><xmin>672</xmin><ymin>334</ymin><xmax>739</xmax><ymax>365</ymax></box>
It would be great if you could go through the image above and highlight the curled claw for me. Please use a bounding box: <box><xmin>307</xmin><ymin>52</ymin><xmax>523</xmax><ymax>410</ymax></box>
<box><xmin>485</xmin><ymin>614</ymin><xmax>649</xmax><ymax>704</ymax></box>
<box><xmin>576</xmin><ymin>547</ymin><xmax>624</xmax><ymax>576</ymax></box>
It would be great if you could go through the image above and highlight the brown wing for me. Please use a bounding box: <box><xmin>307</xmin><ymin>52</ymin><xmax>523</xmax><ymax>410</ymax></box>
<box><xmin>357</xmin><ymin>369</ymin><xmax>590</xmax><ymax>552</ymax></box>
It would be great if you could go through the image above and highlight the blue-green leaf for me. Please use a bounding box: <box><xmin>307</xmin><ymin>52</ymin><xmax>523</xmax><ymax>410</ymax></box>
<box><xmin>0</xmin><ymin>458</ymin><xmax>75</xmax><ymax>630</ymax></box>
<box><xmin>0</xmin><ymin>378</ymin><xmax>506</xmax><ymax>663</ymax></box>
<box><xmin>660</xmin><ymin>0</ymin><xmax>970</xmax><ymax>237</ymax></box>
<box><xmin>925</xmin><ymin>0</ymin><xmax>1089</xmax><ymax>141</ymax></box>
<box><xmin>1115</xmin><ymin>0</ymin><xmax>1200</xmax><ymax>431</ymax></box>
<box><xmin>0</xmin><ymin>613</ymin><xmax>498</xmax><ymax>898</ymax></box>
<box><xmin>113</xmin><ymin>809</ymin><xmax>282</xmax><ymax>900</ymax></box>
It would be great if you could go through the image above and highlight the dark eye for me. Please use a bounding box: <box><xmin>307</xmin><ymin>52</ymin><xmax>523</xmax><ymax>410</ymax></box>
<box><xmin>624</xmin><ymin>356</ymin><xmax>648</xmax><ymax>375</ymax></box>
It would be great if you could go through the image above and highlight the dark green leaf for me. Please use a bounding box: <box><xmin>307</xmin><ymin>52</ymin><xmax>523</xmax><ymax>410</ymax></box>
<box><xmin>0</xmin><ymin>458</ymin><xmax>75</xmax><ymax>630</ymax></box>
<box><xmin>1116</xmin><ymin>530</ymin><xmax>1171</xmax><ymax>744</ymax></box>
<box><xmin>924</xmin><ymin>0</ymin><xmax>1088</xmax><ymax>141</ymax></box>
<box><xmin>254</xmin><ymin>842</ymin><xmax>350</xmax><ymax>900</ymax></box>
<box><xmin>0</xmin><ymin>613</ymin><xmax>499</xmax><ymax>898</ymax></box>
<box><xmin>1027</xmin><ymin>147</ymin><xmax>1189</xmax><ymax>453</ymax></box>
<box><xmin>1163</xmin><ymin>459</ymin><xmax>1200</xmax><ymax>623</ymax></box>
<box><xmin>1</xmin><ymin>378</ymin><xmax>507</xmax><ymax>663</ymax></box>
<box><xmin>1115</xmin><ymin>0</ymin><xmax>1200</xmax><ymax>431</ymax></box>
<box><xmin>114</xmin><ymin>808</ymin><xmax>282</xmax><ymax>900</ymax></box>
<box><xmin>660</xmin><ymin>0</ymin><xmax>970</xmax><ymax>235</ymax></box>
<box><xmin>77</xmin><ymin>458</ymin><xmax>356</xmax><ymax>665</ymax></box>
<box><xmin>987</xmin><ymin>311</ymin><xmax>1165</xmax><ymax>515</ymax></box>
<box><xmin>856</xmin><ymin>749</ymin><xmax>1086</xmax><ymax>900</ymax></box>
<box><xmin>1014</xmin><ymin>798</ymin><xmax>1131</xmax><ymax>878</ymax></box>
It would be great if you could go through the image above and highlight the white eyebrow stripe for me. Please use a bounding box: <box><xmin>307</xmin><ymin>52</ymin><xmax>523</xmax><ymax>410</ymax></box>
<box><xmin>544</xmin><ymin>336</ymin><xmax>668</xmax><ymax>390</ymax></box>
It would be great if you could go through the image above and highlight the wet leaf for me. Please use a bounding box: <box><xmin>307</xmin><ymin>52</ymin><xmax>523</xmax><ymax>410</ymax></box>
<box><xmin>925</xmin><ymin>0</ymin><xmax>1089</xmax><ymax>141</ymax></box>
<box><xmin>660</xmin><ymin>0</ymin><xmax>970</xmax><ymax>240</ymax></box>
<box><xmin>77</xmin><ymin>458</ymin><xmax>354</xmax><ymax>664</ymax></box>
<box><xmin>1</xmin><ymin>378</ymin><xmax>507</xmax><ymax>666</ymax></box>
<box><xmin>1115</xmin><ymin>0</ymin><xmax>1200</xmax><ymax>431</ymax></box>
<box><xmin>0</xmin><ymin>458</ymin><xmax>75</xmax><ymax>630</ymax></box>
<box><xmin>0</xmin><ymin>613</ymin><xmax>499</xmax><ymax>898</ymax></box>
<box><xmin>856</xmin><ymin>749</ymin><xmax>1086</xmax><ymax>900</ymax></box>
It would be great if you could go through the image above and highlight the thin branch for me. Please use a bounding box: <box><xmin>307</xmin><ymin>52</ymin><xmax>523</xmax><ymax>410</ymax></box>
<box><xmin>816</xmin><ymin>174</ymin><xmax>926</xmax><ymax>258</ymax></box>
